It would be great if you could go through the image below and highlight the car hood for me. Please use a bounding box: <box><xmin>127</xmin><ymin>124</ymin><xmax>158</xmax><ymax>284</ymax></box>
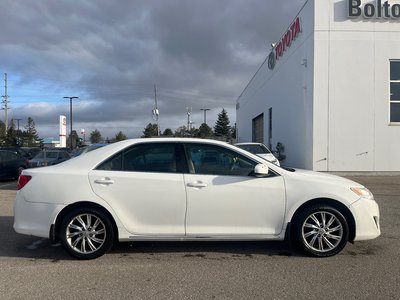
<box><xmin>290</xmin><ymin>168</ymin><xmax>361</xmax><ymax>186</ymax></box>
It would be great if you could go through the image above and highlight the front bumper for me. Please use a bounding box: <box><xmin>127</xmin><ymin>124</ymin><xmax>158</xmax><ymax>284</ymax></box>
<box><xmin>350</xmin><ymin>198</ymin><xmax>380</xmax><ymax>241</ymax></box>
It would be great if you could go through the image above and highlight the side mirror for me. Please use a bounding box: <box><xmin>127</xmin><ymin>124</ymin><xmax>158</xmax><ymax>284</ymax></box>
<box><xmin>254</xmin><ymin>163</ymin><xmax>269</xmax><ymax>177</ymax></box>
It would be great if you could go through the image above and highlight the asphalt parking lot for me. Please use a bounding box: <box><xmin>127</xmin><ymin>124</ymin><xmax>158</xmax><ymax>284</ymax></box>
<box><xmin>1</xmin><ymin>175</ymin><xmax>399</xmax><ymax>299</ymax></box>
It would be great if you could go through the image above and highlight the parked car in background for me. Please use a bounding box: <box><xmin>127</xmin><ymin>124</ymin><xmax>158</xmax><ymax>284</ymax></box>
<box><xmin>14</xmin><ymin>138</ymin><xmax>380</xmax><ymax>259</ymax></box>
<box><xmin>57</xmin><ymin>147</ymin><xmax>73</xmax><ymax>153</ymax></box>
<box><xmin>29</xmin><ymin>149</ymin><xmax>71</xmax><ymax>168</ymax></box>
<box><xmin>21</xmin><ymin>147</ymin><xmax>41</xmax><ymax>159</ymax></box>
<box><xmin>72</xmin><ymin>144</ymin><xmax>107</xmax><ymax>157</ymax></box>
<box><xmin>0</xmin><ymin>150</ymin><xmax>29</xmax><ymax>180</ymax></box>
<box><xmin>0</xmin><ymin>146</ymin><xmax>31</xmax><ymax>159</ymax></box>
<box><xmin>235</xmin><ymin>142</ymin><xmax>280</xmax><ymax>166</ymax></box>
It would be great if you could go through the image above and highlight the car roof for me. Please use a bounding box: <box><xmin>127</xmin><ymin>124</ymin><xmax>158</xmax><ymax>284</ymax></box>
<box><xmin>234</xmin><ymin>142</ymin><xmax>263</xmax><ymax>146</ymax></box>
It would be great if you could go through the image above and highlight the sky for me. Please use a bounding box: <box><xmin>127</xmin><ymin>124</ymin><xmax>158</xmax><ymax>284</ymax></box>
<box><xmin>0</xmin><ymin>0</ymin><xmax>305</xmax><ymax>140</ymax></box>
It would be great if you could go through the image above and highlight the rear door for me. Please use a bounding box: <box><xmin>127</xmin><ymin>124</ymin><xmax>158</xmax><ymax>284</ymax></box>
<box><xmin>89</xmin><ymin>142</ymin><xmax>187</xmax><ymax>236</ymax></box>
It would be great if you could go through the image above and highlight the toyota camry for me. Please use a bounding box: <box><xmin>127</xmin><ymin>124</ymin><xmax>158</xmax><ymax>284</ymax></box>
<box><xmin>14</xmin><ymin>138</ymin><xmax>380</xmax><ymax>259</ymax></box>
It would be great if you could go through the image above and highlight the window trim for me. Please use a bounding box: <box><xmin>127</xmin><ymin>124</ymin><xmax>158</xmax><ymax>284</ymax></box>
<box><xmin>95</xmin><ymin>142</ymin><xmax>187</xmax><ymax>174</ymax></box>
<box><xmin>94</xmin><ymin>141</ymin><xmax>280</xmax><ymax>178</ymax></box>
<box><xmin>182</xmin><ymin>142</ymin><xmax>277</xmax><ymax>178</ymax></box>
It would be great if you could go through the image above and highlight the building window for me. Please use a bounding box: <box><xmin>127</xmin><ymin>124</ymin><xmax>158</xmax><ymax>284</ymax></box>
<box><xmin>390</xmin><ymin>60</ymin><xmax>400</xmax><ymax>123</ymax></box>
<box><xmin>252</xmin><ymin>113</ymin><xmax>264</xmax><ymax>143</ymax></box>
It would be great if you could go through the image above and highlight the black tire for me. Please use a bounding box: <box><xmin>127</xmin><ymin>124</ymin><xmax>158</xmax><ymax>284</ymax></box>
<box><xmin>293</xmin><ymin>205</ymin><xmax>349</xmax><ymax>257</ymax></box>
<box><xmin>59</xmin><ymin>207</ymin><xmax>114</xmax><ymax>259</ymax></box>
<box><xmin>14</xmin><ymin>166</ymin><xmax>25</xmax><ymax>179</ymax></box>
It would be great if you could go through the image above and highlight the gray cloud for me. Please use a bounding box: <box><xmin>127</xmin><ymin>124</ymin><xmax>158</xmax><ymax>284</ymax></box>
<box><xmin>0</xmin><ymin>0</ymin><xmax>305</xmax><ymax>138</ymax></box>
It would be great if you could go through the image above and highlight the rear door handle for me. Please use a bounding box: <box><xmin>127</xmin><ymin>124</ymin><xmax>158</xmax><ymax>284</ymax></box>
<box><xmin>94</xmin><ymin>178</ymin><xmax>115</xmax><ymax>185</ymax></box>
<box><xmin>187</xmin><ymin>181</ymin><xmax>207</xmax><ymax>188</ymax></box>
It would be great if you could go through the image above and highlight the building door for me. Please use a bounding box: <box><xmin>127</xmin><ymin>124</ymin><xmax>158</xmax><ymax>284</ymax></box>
<box><xmin>252</xmin><ymin>113</ymin><xmax>264</xmax><ymax>143</ymax></box>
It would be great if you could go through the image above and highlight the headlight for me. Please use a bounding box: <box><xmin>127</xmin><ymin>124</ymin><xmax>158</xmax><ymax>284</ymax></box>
<box><xmin>350</xmin><ymin>187</ymin><xmax>374</xmax><ymax>200</ymax></box>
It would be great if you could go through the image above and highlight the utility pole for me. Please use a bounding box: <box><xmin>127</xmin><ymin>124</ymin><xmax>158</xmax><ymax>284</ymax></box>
<box><xmin>1</xmin><ymin>73</ymin><xmax>10</xmax><ymax>133</ymax></box>
<box><xmin>152</xmin><ymin>84</ymin><xmax>160</xmax><ymax>136</ymax></box>
<box><xmin>200</xmin><ymin>108</ymin><xmax>211</xmax><ymax>125</ymax></box>
<box><xmin>63</xmin><ymin>96</ymin><xmax>78</xmax><ymax>149</ymax></box>
<box><xmin>186</xmin><ymin>107</ymin><xmax>192</xmax><ymax>132</ymax></box>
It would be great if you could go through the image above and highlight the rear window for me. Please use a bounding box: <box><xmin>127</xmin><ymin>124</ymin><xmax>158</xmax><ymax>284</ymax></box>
<box><xmin>96</xmin><ymin>143</ymin><xmax>178</xmax><ymax>173</ymax></box>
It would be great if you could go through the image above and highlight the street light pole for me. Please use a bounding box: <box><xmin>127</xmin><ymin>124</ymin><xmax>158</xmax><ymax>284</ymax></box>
<box><xmin>63</xmin><ymin>96</ymin><xmax>78</xmax><ymax>149</ymax></box>
<box><xmin>200</xmin><ymin>108</ymin><xmax>211</xmax><ymax>125</ymax></box>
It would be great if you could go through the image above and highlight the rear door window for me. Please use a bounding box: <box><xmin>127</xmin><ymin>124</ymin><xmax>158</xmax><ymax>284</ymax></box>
<box><xmin>96</xmin><ymin>143</ymin><xmax>180</xmax><ymax>173</ymax></box>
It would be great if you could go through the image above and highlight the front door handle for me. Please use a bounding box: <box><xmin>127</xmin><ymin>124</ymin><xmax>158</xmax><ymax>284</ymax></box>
<box><xmin>187</xmin><ymin>181</ymin><xmax>207</xmax><ymax>188</ymax></box>
<box><xmin>94</xmin><ymin>178</ymin><xmax>115</xmax><ymax>185</ymax></box>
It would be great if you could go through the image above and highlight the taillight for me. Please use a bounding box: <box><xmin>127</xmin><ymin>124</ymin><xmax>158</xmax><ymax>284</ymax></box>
<box><xmin>18</xmin><ymin>175</ymin><xmax>32</xmax><ymax>190</ymax></box>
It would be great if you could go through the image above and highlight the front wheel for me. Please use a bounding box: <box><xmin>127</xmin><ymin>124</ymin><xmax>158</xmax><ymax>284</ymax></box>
<box><xmin>60</xmin><ymin>208</ymin><xmax>114</xmax><ymax>259</ymax></box>
<box><xmin>293</xmin><ymin>205</ymin><xmax>349</xmax><ymax>257</ymax></box>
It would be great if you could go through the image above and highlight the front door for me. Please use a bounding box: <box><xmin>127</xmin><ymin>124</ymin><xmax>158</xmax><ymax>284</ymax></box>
<box><xmin>183</xmin><ymin>143</ymin><xmax>286</xmax><ymax>237</ymax></box>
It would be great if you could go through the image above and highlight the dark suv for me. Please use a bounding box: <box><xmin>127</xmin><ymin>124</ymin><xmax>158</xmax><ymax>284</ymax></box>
<box><xmin>0</xmin><ymin>150</ymin><xmax>29</xmax><ymax>180</ymax></box>
<box><xmin>0</xmin><ymin>146</ymin><xmax>31</xmax><ymax>159</ymax></box>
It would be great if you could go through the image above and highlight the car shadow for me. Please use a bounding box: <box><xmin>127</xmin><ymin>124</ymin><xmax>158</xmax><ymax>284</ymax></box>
<box><xmin>110</xmin><ymin>240</ymin><xmax>297</xmax><ymax>258</ymax></box>
<box><xmin>0</xmin><ymin>216</ymin><xmax>74</xmax><ymax>261</ymax></box>
<box><xmin>1</xmin><ymin>215</ymin><xmax>382</xmax><ymax>260</ymax></box>
<box><xmin>1</xmin><ymin>216</ymin><xmax>299</xmax><ymax>260</ymax></box>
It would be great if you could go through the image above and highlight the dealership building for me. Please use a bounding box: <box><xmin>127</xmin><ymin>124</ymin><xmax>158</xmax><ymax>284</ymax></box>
<box><xmin>236</xmin><ymin>0</ymin><xmax>400</xmax><ymax>171</ymax></box>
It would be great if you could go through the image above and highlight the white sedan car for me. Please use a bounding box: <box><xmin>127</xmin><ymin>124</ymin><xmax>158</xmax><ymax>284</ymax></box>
<box><xmin>235</xmin><ymin>142</ymin><xmax>280</xmax><ymax>166</ymax></box>
<box><xmin>14</xmin><ymin>138</ymin><xmax>380</xmax><ymax>259</ymax></box>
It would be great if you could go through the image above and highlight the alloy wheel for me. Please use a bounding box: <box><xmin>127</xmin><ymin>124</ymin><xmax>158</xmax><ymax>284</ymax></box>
<box><xmin>301</xmin><ymin>211</ymin><xmax>343</xmax><ymax>253</ymax></box>
<box><xmin>66</xmin><ymin>213</ymin><xmax>107</xmax><ymax>254</ymax></box>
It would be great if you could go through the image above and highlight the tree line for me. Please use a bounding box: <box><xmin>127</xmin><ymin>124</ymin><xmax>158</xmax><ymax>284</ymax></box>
<box><xmin>0</xmin><ymin>117</ymin><xmax>41</xmax><ymax>147</ymax></box>
<box><xmin>89</xmin><ymin>108</ymin><xmax>236</xmax><ymax>143</ymax></box>
<box><xmin>1</xmin><ymin>108</ymin><xmax>235</xmax><ymax>147</ymax></box>
<box><xmin>141</xmin><ymin>108</ymin><xmax>235</xmax><ymax>140</ymax></box>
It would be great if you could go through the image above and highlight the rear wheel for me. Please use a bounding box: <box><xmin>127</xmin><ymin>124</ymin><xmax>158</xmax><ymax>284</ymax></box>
<box><xmin>293</xmin><ymin>205</ymin><xmax>349</xmax><ymax>257</ymax></box>
<box><xmin>60</xmin><ymin>208</ymin><xmax>114</xmax><ymax>259</ymax></box>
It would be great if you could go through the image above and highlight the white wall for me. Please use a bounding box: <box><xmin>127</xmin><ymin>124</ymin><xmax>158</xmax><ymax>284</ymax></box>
<box><xmin>237</xmin><ymin>1</ymin><xmax>315</xmax><ymax>169</ymax></box>
<box><xmin>238</xmin><ymin>0</ymin><xmax>400</xmax><ymax>171</ymax></box>
<box><xmin>314</xmin><ymin>0</ymin><xmax>400</xmax><ymax>171</ymax></box>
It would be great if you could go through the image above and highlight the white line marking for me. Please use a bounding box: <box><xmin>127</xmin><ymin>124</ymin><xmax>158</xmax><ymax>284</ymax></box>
<box><xmin>0</xmin><ymin>182</ymin><xmax>15</xmax><ymax>188</ymax></box>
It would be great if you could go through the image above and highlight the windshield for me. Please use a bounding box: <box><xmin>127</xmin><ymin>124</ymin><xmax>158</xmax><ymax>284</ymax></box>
<box><xmin>34</xmin><ymin>152</ymin><xmax>45</xmax><ymax>159</ymax></box>
<box><xmin>236</xmin><ymin>144</ymin><xmax>271</xmax><ymax>155</ymax></box>
<box><xmin>34</xmin><ymin>151</ymin><xmax>58</xmax><ymax>159</ymax></box>
<box><xmin>46</xmin><ymin>152</ymin><xmax>59</xmax><ymax>159</ymax></box>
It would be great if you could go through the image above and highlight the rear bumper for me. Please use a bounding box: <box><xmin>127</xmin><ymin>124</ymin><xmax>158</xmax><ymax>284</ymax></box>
<box><xmin>350</xmin><ymin>198</ymin><xmax>380</xmax><ymax>241</ymax></box>
<box><xmin>13</xmin><ymin>191</ymin><xmax>64</xmax><ymax>238</ymax></box>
